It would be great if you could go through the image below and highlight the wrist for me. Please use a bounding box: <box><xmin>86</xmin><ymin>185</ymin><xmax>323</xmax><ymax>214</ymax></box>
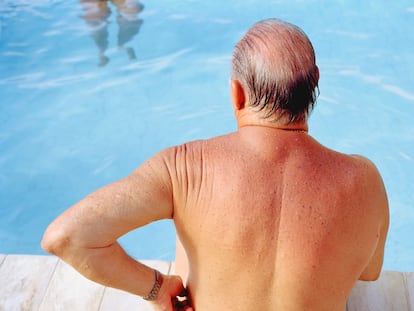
<box><xmin>143</xmin><ymin>269</ymin><xmax>164</xmax><ymax>301</ymax></box>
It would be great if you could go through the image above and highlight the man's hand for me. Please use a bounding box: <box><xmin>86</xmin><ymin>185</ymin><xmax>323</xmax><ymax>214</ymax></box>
<box><xmin>151</xmin><ymin>275</ymin><xmax>194</xmax><ymax>311</ymax></box>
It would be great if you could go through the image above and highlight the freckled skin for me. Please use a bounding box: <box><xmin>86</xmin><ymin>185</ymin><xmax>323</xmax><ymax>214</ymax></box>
<box><xmin>172</xmin><ymin>126</ymin><xmax>388</xmax><ymax>311</ymax></box>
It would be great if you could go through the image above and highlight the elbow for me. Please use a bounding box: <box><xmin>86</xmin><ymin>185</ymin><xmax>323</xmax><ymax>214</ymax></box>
<box><xmin>41</xmin><ymin>224</ymin><xmax>72</xmax><ymax>258</ymax></box>
<box><xmin>359</xmin><ymin>269</ymin><xmax>381</xmax><ymax>282</ymax></box>
<box><xmin>40</xmin><ymin>234</ymin><xmax>58</xmax><ymax>255</ymax></box>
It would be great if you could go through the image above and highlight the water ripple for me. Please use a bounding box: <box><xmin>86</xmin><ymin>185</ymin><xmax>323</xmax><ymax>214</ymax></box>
<box><xmin>18</xmin><ymin>73</ymin><xmax>98</xmax><ymax>89</ymax></box>
<box><xmin>121</xmin><ymin>48</ymin><xmax>193</xmax><ymax>72</ymax></box>
<box><xmin>382</xmin><ymin>84</ymin><xmax>414</xmax><ymax>101</ymax></box>
<box><xmin>93</xmin><ymin>156</ymin><xmax>116</xmax><ymax>175</ymax></box>
<box><xmin>399</xmin><ymin>152</ymin><xmax>412</xmax><ymax>161</ymax></box>
<box><xmin>205</xmin><ymin>54</ymin><xmax>231</xmax><ymax>64</ymax></box>
<box><xmin>168</xmin><ymin>14</ymin><xmax>190</xmax><ymax>20</ymax></box>
<box><xmin>338</xmin><ymin>68</ymin><xmax>414</xmax><ymax>101</ymax></box>
<box><xmin>178</xmin><ymin>109</ymin><xmax>215</xmax><ymax>121</ymax></box>
<box><xmin>318</xmin><ymin>95</ymin><xmax>339</xmax><ymax>105</ymax></box>
<box><xmin>86</xmin><ymin>78</ymin><xmax>130</xmax><ymax>94</ymax></box>
<box><xmin>325</xmin><ymin>29</ymin><xmax>371</xmax><ymax>40</ymax></box>
<box><xmin>0</xmin><ymin>72</ymin><xmax>45</xmax><ymax>85</ymax></box>
<box><xmin>2</xmin><ymin>51</ymin><xmax>26</xmax><ymax>57</ymax></box>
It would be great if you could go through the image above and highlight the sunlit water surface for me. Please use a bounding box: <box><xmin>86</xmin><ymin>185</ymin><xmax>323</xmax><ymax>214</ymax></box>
<box><xmin>1</xmin><ymin>1</ymin><xmax>413</xmax><ymax>270</ymax></box>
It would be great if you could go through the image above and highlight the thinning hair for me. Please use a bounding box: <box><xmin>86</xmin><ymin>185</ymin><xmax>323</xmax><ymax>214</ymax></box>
<box><xmin>231</xmin><ymin>18</ymin><xmax>319</xmax><ymax>123</ymax></box>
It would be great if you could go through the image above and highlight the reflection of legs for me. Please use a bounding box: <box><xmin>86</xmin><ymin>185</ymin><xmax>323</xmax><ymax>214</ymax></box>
<box><xmin>92</xmin><ymin>25</ymin><xmax>110</xmax><ymax>66</ymax></box>
<box><xmin>111</xmin><ymin>0</ymin><xmax>143</xmax><ymax>60</ymax></box>
<box><xmin>117</xmin><ymin>15</ymin><xmax>142</xmax><ymax>60</ymax></box>
<box><xmin>79</xmin><ymin>0</ymin><xmax>112</xmax><ymax>66</ymax></box>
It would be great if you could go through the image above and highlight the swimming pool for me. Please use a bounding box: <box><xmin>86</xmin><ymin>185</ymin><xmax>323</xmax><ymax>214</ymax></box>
<box><xmin>1</xmin><ymin>1</ymin><xmax>413</xmax><ymax>271</ymax></box>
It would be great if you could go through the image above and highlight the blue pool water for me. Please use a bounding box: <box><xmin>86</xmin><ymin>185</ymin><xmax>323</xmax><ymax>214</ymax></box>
<box><xmin>1</xmin><ymin>1</ymin><xmax>413</xmax><ymax>270</ymax></box>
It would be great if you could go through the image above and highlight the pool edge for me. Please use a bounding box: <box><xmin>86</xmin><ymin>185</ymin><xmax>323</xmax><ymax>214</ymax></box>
<box><xmin>0</xmin><ymin>254</ymin><xmax>412</xmax><ymax>311</ymax></box>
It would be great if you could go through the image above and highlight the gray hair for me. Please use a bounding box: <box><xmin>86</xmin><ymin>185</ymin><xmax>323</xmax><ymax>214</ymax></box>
<box><xmin>231</xmin><ymin>19</ymin><xmax>319</xmax><ymax>123</ymax></box>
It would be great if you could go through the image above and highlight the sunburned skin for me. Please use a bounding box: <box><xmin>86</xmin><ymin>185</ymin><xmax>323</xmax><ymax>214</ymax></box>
<box><xmin>171</xmin><ymin>125</ymin><xmax>388</xmax><ymax>311</ymax></box>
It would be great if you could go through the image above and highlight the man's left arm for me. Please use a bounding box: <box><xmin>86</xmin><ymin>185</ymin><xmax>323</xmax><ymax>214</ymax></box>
<box><xmin>357</xmin><ymin>157</ymin><xmax>390</xmax><ymax>281</ymax></box>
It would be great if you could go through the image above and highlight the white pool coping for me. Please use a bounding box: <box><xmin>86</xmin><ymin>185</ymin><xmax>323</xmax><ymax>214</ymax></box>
<box><xmin>0</xmin><ymin>254</ymin><xmax>413</xmax><ymax>310</ymax></box>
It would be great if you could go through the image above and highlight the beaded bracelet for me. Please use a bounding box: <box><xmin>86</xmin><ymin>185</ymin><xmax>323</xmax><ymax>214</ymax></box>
<box><xmin>143</xmin><ymin>269</ymin><xmax>163</xmax><ymax>301</ymax></box>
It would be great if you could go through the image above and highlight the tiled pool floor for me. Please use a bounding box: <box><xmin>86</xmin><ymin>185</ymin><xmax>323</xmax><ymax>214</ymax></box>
<box><xmin>0</xmin><ymin>254</ymin><xmax>413</xmax><ymax>311</ymax></box>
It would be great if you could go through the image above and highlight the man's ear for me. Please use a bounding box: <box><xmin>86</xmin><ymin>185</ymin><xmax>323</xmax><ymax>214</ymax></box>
<box><xmin>230</xmin><ymin>80</ymin><xmax>246</xmax><ymax>111</ymax></box>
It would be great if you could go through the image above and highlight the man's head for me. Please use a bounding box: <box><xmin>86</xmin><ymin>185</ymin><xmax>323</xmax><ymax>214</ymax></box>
<box><xmin>231</xmin><ymin>18</ymin><xmax>319</xmax><ymax>124</ymax></box>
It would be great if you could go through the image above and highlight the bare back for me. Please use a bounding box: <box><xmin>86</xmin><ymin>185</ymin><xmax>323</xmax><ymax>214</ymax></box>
<box><xmin>166</xmin><ymin>126</ymin><xmax>388</xmax><ymax>311</ymax></box>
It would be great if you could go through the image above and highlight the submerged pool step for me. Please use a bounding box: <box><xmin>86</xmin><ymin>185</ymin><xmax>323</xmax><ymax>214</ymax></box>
<box><xmin>0</xmin><ymin>254</ymin><xmax>412</xmax><ymax>311</ymax></box>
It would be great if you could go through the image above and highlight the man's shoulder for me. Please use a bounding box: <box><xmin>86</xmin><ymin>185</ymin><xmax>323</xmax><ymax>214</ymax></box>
<box><xmin>310</xmin><ymin>143</ymin><xmax>382</xmax><ymax>188</ymax></box>
<box><xmin>332</xmin><ymin>153</ymin><xmax>386</xmax><ymax>203</ymax></box>
<box><xmin>153</xmin><ymin>133</ymin><xmax>235</xmax><ymax>166</ymax></box>
<box><xmin>346</xmin><ymin>154</ymin><xmax>382</xmax><ymax>178</ymax></box>
<box><xmin>163</xmin><ymin>133</ymin><xmax>237</xmax><ymax>154</ymax></box>
<box><xmin>316</xmin><ymin>141</ymin><xmax>378</xmax><ymax>172</ymax></box>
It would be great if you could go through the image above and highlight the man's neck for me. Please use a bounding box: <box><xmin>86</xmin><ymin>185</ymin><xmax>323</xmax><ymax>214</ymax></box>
<box><xmin>238</xmin><ymin>123</ymin><xmax>308</xmax><ymax>134</ymax></box>
<box><xmin>235</xmin><ymin>108</ymin><xmax>308</xmax><ymax>132</ymax></box>
<box><xmin>236</xmin><ymin>115</ymin><xmax>308</xmax><ymax>133</ymax></box>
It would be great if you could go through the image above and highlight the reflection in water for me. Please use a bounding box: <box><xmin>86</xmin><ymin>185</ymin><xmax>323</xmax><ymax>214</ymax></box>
<box><xmin>79</xmin><ymin>0</ymin><xmax>143</xmax><ymax>66</ymax></box>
